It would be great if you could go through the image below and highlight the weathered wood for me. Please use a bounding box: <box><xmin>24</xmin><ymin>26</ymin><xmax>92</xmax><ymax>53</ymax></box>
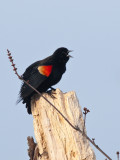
<box><xmin>31</xmin><ymin>89</ymin><xmax>96</xmax><ymax>160</ymax></box>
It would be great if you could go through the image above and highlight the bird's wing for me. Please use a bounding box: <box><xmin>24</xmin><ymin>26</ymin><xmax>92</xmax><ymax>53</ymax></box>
<box><xmin>19</xmin><ymin>64</ymin><xmax>53</xmax><ymax>100</ymax></box>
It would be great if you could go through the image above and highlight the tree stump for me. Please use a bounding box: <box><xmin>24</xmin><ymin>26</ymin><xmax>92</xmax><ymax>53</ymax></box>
<box><xmin>30</xmin><ymin>89</ymin><xmax>96</xmax><ymax>160</ymax></box>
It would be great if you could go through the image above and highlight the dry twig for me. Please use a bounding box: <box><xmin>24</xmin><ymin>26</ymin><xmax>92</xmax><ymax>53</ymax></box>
<box><xmin>7</xmin><ymin>49</ymin><xmax>112</xmax><ymax>160</ymax></box>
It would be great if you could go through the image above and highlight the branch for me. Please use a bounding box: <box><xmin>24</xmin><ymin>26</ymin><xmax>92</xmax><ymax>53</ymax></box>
<box><xmin>7</xmin><ymin>49</ymin><xmax>112</xmax><ymax>160</ymax></box>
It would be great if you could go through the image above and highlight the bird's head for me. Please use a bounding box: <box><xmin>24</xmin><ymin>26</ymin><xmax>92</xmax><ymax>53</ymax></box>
<box><xmin>53</xmin><ymin>47</ymin><xmax>73</xmax><ymax>64</ymax></box>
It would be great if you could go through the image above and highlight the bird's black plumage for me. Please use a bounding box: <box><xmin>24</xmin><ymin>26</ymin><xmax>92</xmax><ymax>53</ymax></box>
<box><xmin>18</xmin><ymin>47</ymin><xmax>72</xmax><ymax>114</ymax></box>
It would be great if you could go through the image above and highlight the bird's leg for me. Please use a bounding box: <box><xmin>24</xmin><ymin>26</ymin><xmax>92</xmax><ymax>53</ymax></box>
<box><xmin>46</xmin><ymin>89</ymin><xmax>56</xmax><ymax>99</ymax></box>
<box><xmin>50</xmin><ymin>86</ymin><xmax>56</xmax><ymax>96</ymax></box>
<box><xmin>50</xmin><ymin>87</ymin><xmax>56</xmax><ymax>91</ymax></box>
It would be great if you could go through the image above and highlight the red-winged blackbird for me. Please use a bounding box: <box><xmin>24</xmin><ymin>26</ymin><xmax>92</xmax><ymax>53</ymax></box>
<box><xmin>18</xmin><ymin>47</ymin><xmax>72</xmax><ymax>114</ymax></box>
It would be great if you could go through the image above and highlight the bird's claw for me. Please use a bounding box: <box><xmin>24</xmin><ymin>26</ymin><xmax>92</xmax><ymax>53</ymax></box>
<box><xmin>46</xmin><ymin>90</ymin><xmax>56</xmax><ymax>99</ymax></box>
<box><xmin>50</xmin><ymin>87</ymin><xmax>56</xmax><ymax>91</ymax></box>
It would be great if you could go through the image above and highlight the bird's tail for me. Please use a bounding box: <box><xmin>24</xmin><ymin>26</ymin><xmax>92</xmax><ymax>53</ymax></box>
<box><xmin>23</xmin><ymin>97</ymin><xmax>32</xmax><ymax>114</ymax></box>
<box><xmin>16</xmin><ymin>96</ymin><xmax>32</xmax><ymax>114</ymax></box>
<box><xmin>16</xmin><ymin>96</ymin><xmax>22</xmax><ymax>105</ymax></box>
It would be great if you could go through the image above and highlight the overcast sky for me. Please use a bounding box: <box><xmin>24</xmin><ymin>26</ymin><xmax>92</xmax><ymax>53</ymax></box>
<box><xmin>1</xmin><ymin>0</ymin><xmax>120</xmax><ymax>159</ymax></box>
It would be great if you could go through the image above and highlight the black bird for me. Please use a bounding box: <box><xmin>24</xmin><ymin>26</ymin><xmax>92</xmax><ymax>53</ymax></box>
<box><xmin>18</xmin><ymin>47</ymin><xmax>72</xmax><ymax>114</ymax></box>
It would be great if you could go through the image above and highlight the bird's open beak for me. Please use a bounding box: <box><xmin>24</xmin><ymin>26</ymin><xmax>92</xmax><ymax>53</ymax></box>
<box><xmin>68</xmin><ymin>50</ymin><xmax>73</xmax><ymax>58</ymax></box>
<box><xmin>68</xmin><ymin>55</ymin><xmax>73</xmax><ymax>58</ymax></box>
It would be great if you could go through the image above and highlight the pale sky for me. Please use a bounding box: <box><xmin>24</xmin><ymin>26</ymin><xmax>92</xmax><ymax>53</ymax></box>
<box><xmin>1</xmin><ymin>0</ymin><xmax>120</xmax><ymax>159</ymax></box>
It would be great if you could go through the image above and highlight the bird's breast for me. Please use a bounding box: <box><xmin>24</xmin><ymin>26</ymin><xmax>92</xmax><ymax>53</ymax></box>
<box><xmin>49</xmin><ymin>64</ymin><xmax>66</xmax><ymax>85</ymax></box>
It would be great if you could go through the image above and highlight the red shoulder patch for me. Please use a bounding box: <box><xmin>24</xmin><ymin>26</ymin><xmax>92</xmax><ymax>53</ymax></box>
<box><xmin>38</xmin><ymin>65</ymin><xmax>53</xmax><ymax>77</ymax></box>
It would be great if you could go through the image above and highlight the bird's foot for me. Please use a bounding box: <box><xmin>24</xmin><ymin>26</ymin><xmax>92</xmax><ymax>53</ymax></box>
<box><xmin>46</xmin><ymin>89</ymin><xmax>56</xmax><ymax>99</ymax></box>
<box><xmin>50</xmin><ymin>87</ymin><xmax>56</xmax><ymax>91</ymax></box>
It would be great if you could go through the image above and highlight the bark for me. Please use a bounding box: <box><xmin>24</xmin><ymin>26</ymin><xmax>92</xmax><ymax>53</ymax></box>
<box><xmin>30</xmin><ymin>89</ymin><xmax>96</xmax><ymax>160</ymax></box>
